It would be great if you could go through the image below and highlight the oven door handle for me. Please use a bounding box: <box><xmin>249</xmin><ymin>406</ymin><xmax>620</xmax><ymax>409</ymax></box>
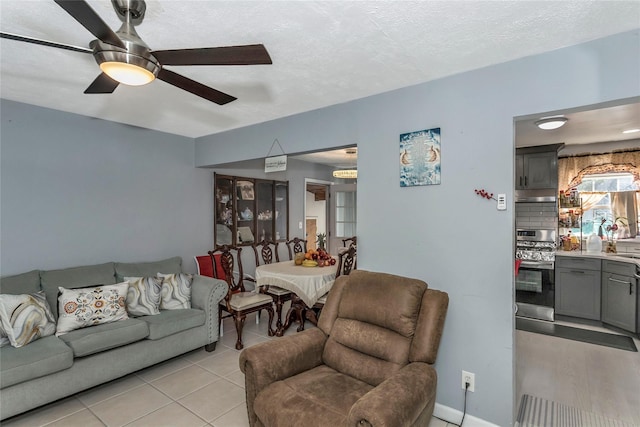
<box><xmin>519</xmin><ymin>261</ymin><xmax>555</xmax><ymax>270</ymax></box>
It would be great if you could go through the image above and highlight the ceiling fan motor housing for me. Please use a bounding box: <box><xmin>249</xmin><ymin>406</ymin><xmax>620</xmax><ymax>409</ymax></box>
<box><xmin>90</xmin><ymin>20</ymin><xmax>160</xmax><ymax>83</ymax></box>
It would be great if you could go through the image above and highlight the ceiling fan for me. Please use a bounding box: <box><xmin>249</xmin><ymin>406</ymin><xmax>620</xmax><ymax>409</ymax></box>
<box><xmin>0</xmin><ymin>0</ymin><xmax>272</xmax><ymax>105</ymax></box>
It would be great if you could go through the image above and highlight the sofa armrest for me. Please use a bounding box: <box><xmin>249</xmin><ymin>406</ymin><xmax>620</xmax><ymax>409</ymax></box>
<box><xmin>240</xmin><ymin>327</ymin><xmax>326</xmax><ymax>427</ymax></box>
<box><xmin>190</xmin><ymin>275</ymin><xmax>228</xmax><ymax>346</ymax></box>
<box><xmin>348</xmin><ymin>362</ymin><xmax>437</xmax><ymax>427</ymax></box>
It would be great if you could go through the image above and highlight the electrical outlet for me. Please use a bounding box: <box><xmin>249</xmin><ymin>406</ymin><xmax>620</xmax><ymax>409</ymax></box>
<box><xmin>462</xmin><ymin>370</ymin><xmax>475</xmax><ymax>392</ymax></box>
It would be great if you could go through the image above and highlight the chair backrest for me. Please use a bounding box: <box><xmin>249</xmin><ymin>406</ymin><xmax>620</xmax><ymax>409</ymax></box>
<box><xmin>317</xmin><ymin>270</ymin><xmax>448</xmax><ymax>387</ymax></box>
<box><xmin>342</xmin><ymin>236</ymin><xmax>357</xmax><ymax>248</ymax></box>
<box><xmin>252</xmin><ymin>240</ymin><xmax>279</xmax><ymax>266</ymax></box>
<box><xmin>208</xmin><ymin>245</ymin><xmax>244</xmax><ymax>293</ymax></box>
<box><xmin>285</xmin><ymin>237</ymin><xmax>307</xmax><ymax>260</ymax></box>
<box><xmin>336</xmin><ymin>246</ymin><xmax>356</xmax><ymax>278</ymax></box>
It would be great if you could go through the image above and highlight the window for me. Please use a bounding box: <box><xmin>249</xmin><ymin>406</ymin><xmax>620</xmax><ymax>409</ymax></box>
<box><xmin>335</xmin><ymin>190</ymin><xmax>356</xmax><ymax>237</ymax></box>
<box><xmin>569</xmin><ymin>172</ymin><xmax>639</xmax><ymax>237</ymax></box>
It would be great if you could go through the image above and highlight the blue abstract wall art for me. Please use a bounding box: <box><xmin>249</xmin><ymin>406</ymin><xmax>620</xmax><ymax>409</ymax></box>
<box><xmin>400</xmin><ymin>127</ymin><xmax>441</xmax><ymax>187</ymax></box>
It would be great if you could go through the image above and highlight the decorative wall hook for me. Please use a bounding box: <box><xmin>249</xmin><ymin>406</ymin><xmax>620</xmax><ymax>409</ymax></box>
<box><xmin>474</xmin><ymin>189</ymin><xmax>497</xmax><ymax>201</ymax></box>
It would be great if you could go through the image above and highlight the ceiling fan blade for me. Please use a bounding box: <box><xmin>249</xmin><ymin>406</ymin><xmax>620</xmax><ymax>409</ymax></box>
<box><xmin>157</xmin><ymin>69</ymin><xmax>236</xmax><ymax>105</ymax></box>
<box><xmin>54</xmin><ymin>0</ymin><xmax>125</xmax><ymax>49</ymax></box>
<box><xmin>153</xmin><ymin>44</ymin><xmax>272</xmax><ymax>66</ymax></box>
<box><xmin>84</xmin><ymin>73</ymin><xmax>119</xmax><ymax>94</ymax></box>
<box><xmin>0</xmin><ymin>32</ymin><xmax>92</xmax><ymax>54</ymax></box>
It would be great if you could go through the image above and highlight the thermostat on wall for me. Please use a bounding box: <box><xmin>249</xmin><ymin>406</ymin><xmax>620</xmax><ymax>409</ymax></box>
<box><xmin>497</xmin><ymin>194</ymin><xmax>506</xmax><ymax>210</ymax></box>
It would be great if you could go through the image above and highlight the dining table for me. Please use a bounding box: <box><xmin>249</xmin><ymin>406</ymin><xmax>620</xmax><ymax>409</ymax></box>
<box><xmin>255</xmin><ymin>260</ymin><xmax>338</xmax><ymax>335</ymax></box>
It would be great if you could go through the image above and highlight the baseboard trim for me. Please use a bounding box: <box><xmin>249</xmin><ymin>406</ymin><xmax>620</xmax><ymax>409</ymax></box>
<box><xmin>433</xmin><ymin>403</ymin><xmax>500</xmax><ymax>427</ymax></box>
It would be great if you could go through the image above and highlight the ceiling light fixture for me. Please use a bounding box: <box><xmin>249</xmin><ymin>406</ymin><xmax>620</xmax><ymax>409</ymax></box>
<box><xmin>333</xmin><ymin>147</ymin><xmax>358</xmax><ymax>179</ymax></box>
<box><xmin>535</xmin><ymin>116</ymin><xmax>568</xmax><ymax>130</ymax></box>
<box><xmin>95</xmin><ymin>51</ymin><xmax>159</xmax><ymax>86</ymax></box>
<box><xmin>622</xmin><ymin>128</ymin><xmax>640</xmax><ymax>134</ymax></box>
<box><xmin>332</xmin><ymin>169</ymin><xmax>358</xmax><ymax>179</ymax></box>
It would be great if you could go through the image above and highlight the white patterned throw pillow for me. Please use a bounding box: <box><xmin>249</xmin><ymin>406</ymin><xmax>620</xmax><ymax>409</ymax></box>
<box><xmin>157</xmin><ymin>273</ymin><xmax>193</xmax><ymax>310</ymax></box>
<box><xmin>56</xmin><ymin>283</ymin><xmax>129</xmax><ymax>336</ymax></box>
<box><xmin>0</xmin><ymin>291</ymin><xmax>56</xmax><ymax>348</ymax></box>
<box><xmin>124</xmin><ymin>276</ymin><xmax>162</xmax><ymax>316</ymax></box>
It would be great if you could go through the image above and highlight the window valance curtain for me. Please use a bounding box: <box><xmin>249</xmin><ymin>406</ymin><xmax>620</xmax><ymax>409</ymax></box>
<box><xmin>558</xmin><ymin>149</ymin><xmax>640</xmax><ymax>191</ymax></box>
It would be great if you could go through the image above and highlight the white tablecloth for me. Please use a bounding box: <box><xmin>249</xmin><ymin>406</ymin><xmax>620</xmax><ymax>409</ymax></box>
<box><xmin>255</xmin><ymin>261</ymin><xmax>338</xmax><ymax>307</ymax></box>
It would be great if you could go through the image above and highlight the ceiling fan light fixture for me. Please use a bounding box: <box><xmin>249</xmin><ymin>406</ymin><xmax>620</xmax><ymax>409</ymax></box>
<box><xmin>535</xmin><ymin>116</ymin><xmax>568</xmax><ymax>130</ymax></box>
<box><xmin>333</xmin><ymin>169</ymin><xmax>358</xmax><ymax>179</ymax></box>
<box><xmin>95</xmin><ymin>51</ymin><xmax>159</xmax><ymax>86</ymax></box>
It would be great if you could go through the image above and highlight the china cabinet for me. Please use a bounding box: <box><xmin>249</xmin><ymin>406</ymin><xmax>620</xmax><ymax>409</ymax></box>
<box><xmin>214</xmin><ymin>173</ymin><xmax>288</xmax><ymax>247</ymax></box>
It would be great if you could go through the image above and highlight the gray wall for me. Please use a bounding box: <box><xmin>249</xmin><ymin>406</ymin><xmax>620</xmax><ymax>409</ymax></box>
<box><xmin>195</xmin><ymin>30</ymin><xmax>640</xmax><ymax>426</ymax></box>
<box><xmin>0</xmin><ymin>100</ymin><xmax>214</xmax><ymax>276</ymax></box>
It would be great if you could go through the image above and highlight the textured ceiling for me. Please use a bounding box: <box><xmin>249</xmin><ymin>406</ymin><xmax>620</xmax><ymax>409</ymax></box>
<box><xmin>1</xmin><ymin>1</ymin><xmax>639</xmax><ymax>139</ymax></box>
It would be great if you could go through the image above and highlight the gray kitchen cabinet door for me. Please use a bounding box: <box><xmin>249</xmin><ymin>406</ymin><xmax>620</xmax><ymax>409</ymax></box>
<box><xmin>555</xmin><ymin>268</ymin><xmax>601</xmax><ymax>320</ymax></box>
<box><xmin>523</xmin><ymin>151</ymin><xmax>557</xmax><ymax>189</ymax></box>
<box><xmin>601</xmin><ymin>272</ymin><xmax>637</xmax><ymax>333</ymax></box>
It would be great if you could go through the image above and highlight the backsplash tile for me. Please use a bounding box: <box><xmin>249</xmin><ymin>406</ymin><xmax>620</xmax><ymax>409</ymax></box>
<box><xmin>515</xmin><ymin>202</ymin><xmax>557</xmax><ymax>229</ymax></box>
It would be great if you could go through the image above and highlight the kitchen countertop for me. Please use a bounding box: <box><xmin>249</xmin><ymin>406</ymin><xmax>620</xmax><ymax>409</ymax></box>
<box><xmin>556</xmin><ymin>250</ymin><xmax>640</xmax><ymax>266</ymax></box>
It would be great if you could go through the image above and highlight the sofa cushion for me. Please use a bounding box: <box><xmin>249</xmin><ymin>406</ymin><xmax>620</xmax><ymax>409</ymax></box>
<box><xmin>56</xmin><ymin>283</ymin><xmax>129</xmax><ymax>336</ymax></box>
<box><xmin>58</xmin><ymin>318</ymin><xmax>149</xmax><ymax>357</ymax></box>
<box><xmin>114</xmin><ymin>257</ymin><xmax>182</xmax><ymax>282</ymax></box>
<box><xmin>140</xmin><ymin>309</ymin><xmax>205</xmax><ymax>340</ymax></box>
<box><xmin>254</xmin><ymin>365</ymin><xmax>373</xmax><ymax>426</ymax></box>
<box><xmin>40</xmin><ymin>262</ymin><xmax>116</xmax><ymax>319</ymax></box>
<box><xmin>0</xmin><ymin>335</ymin><xmax>73</xmax><ymax>388</ymax></box>
<box><xmin>0</xmin><ymin>270</ymin><xmax>44</xmax><ymax>347</ymax></box>
<box><xmin>323</xmin><ymin>270</ymin><xmax>427</xmax><ymax>387</ymax></box>
<box><xmin>158</xmin><ymin>273</ymin><xmax>193</xmax><ymax>310</ymax></box>
<box><xmin>0</xmin><ymin>291</ymin><xmax>56</xmax><ymax>348</ymax></box>
<box><xmin>125</xmin><ymin>276</ymin><xmax>162</xmax><ymax>316</ymax></box>
<box><xmin>0</xmin><ymin>270</ymin><xmax>41</xmax><ymax>295</ymax></box>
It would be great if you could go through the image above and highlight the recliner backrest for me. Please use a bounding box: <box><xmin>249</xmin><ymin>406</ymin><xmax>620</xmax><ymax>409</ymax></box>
<box><xmin>320</xmin><ymin>270</ymin><xmax>431</xmax><ymax>386</ymax></box>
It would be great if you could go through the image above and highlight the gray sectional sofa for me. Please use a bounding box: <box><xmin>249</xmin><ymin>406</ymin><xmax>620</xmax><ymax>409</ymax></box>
<box><xmin>0</xmin><ymin>256</ymin><xmax>228</xmax><ymax>421</ymax></box>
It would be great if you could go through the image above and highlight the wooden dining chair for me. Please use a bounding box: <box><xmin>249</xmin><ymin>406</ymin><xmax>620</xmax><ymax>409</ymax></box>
<box><xmin>285</xmin><ymin>237</ymin><xmax>307</xmax><ymax>260</ymax></box>
<box><xmin>336</xmin><ymin>245</ymin><xmax>357</xmax><ymax>278</ymax></box>
<box><xmin>209</xmin><ymin>245</ymin><xmax>275</xmax><ymax>350</ymax></box>
<box><xmin>250</xmin><ymin>240</ymin><xmax>293</xmax><ymax>332</ymax></box>
<box><xmin>308</xmin><ymin>245</ymin><xmax>357</xmax><ymax>326</ymax></box>
<box><xmin>341</xmin><ymin>236</ymin><xmax>357</xmax><ymax>249</ymax></box>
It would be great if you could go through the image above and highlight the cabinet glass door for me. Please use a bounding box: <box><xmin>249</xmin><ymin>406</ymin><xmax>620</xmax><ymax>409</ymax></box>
<box><xmin>236</xmin><ymin>179</ymin><xmax>256</xmax><ymax>245</ymax></box>
<box><xmin>256</xmin><ymin>180</ymin><xmax>274</xmax><ymax>243</ymax></box>
<box><xmin>215</xmin><ymin>175</ymin><xmax>234</xmax><ymax>246</ymax></box>
<box><xmin>275</xmin><ymin>182</ymin><xmax>288</xmax><ymax>243</ymax></box>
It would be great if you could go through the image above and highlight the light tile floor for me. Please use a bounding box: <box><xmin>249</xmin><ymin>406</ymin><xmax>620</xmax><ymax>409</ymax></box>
<box><xmin>516</xmin><ymin>318</ymin><xmax>640</xmax><ymax>426</ymax></box>
<box><xmin>2</xmin><ymin>311</ymin><xmax>457</xmax><ymax>427</ymax></box>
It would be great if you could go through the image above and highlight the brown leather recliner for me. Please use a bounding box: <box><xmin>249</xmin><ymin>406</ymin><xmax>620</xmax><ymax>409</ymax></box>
<box><xmin>239</xmin><ymin>269</ymin><xmax>449</xmax><ymax>427</ymax></box>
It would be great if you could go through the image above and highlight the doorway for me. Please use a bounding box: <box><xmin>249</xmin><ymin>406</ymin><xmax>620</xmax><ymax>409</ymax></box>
<box><xmin>305</xmin><ymin>179</ymin><xmax>330</xmax><ymax>251</ymax></box>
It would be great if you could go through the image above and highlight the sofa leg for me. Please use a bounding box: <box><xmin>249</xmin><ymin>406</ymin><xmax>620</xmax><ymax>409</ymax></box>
<box><xmin>205</xmin><ymin>342</ymin><xmax>217</xmax><ymax>352</ymax></box>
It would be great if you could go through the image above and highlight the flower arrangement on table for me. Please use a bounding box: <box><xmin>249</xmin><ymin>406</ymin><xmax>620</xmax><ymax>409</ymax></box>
<box><xmin>598</xmin><ymin>216</ymin><xmax>628</xmax><ymax>253</ymax></box>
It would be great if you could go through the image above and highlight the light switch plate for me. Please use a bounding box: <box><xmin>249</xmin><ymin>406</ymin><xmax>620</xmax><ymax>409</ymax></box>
<box><xmin>497</xmin><ymin>194</ymin><xmax>506</xmax><ymax>210</ymax></box>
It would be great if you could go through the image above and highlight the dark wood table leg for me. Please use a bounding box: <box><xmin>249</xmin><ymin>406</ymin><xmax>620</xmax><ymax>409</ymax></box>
<box><xmin>278</xmin><ymin>295</ymin><xmax>308</xmax><ymax>336</ymax></box>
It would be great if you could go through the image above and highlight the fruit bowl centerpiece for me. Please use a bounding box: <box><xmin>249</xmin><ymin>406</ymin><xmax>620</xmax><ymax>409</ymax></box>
<box><xmin>302</xmin><ymin>248</ymin><xmax>336</xmax><ymax>267</ymax></box>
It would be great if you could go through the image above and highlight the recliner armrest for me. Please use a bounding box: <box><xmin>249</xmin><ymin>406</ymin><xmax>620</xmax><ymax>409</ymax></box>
<box><xmin>240</xmin><ymin>328</ymin><xmax>327</xmax><ymax>427</ymax></box>
<box><xmin>348</xmin><ymin>362</ymin><xmax>437</xmax><ymax>427</ymax></box>
<box><xmin>190</xmin><ymin>275</ymin><xmax>228</xmax><ymax>345</ymax></box>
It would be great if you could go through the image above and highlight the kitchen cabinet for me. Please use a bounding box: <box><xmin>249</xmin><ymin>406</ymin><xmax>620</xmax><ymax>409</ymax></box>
<box><xmin>555</xmin><ymin>257</ymin><xmax>601</xmax><ymax>320</ymax></box>
<box><xmin>601</xmin><ymin>260</ymin><xmax>637</xmax><ymax>333</ymax></box>
<box><xmin>214</xmin><ymin>173</ymin><xmax>289</xmax><ymax>247</ymax></box>
<box><xmin>516</xmin><ymin>151</ymin><xmax>558</xmax><ymax>190</ymax></box>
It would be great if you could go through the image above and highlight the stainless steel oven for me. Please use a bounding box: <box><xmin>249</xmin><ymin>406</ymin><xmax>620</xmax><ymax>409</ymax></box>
<box><xmin>515</xmin><ymin>229</ymin><xmax>556</xmax><ymax>321</ymax></box>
